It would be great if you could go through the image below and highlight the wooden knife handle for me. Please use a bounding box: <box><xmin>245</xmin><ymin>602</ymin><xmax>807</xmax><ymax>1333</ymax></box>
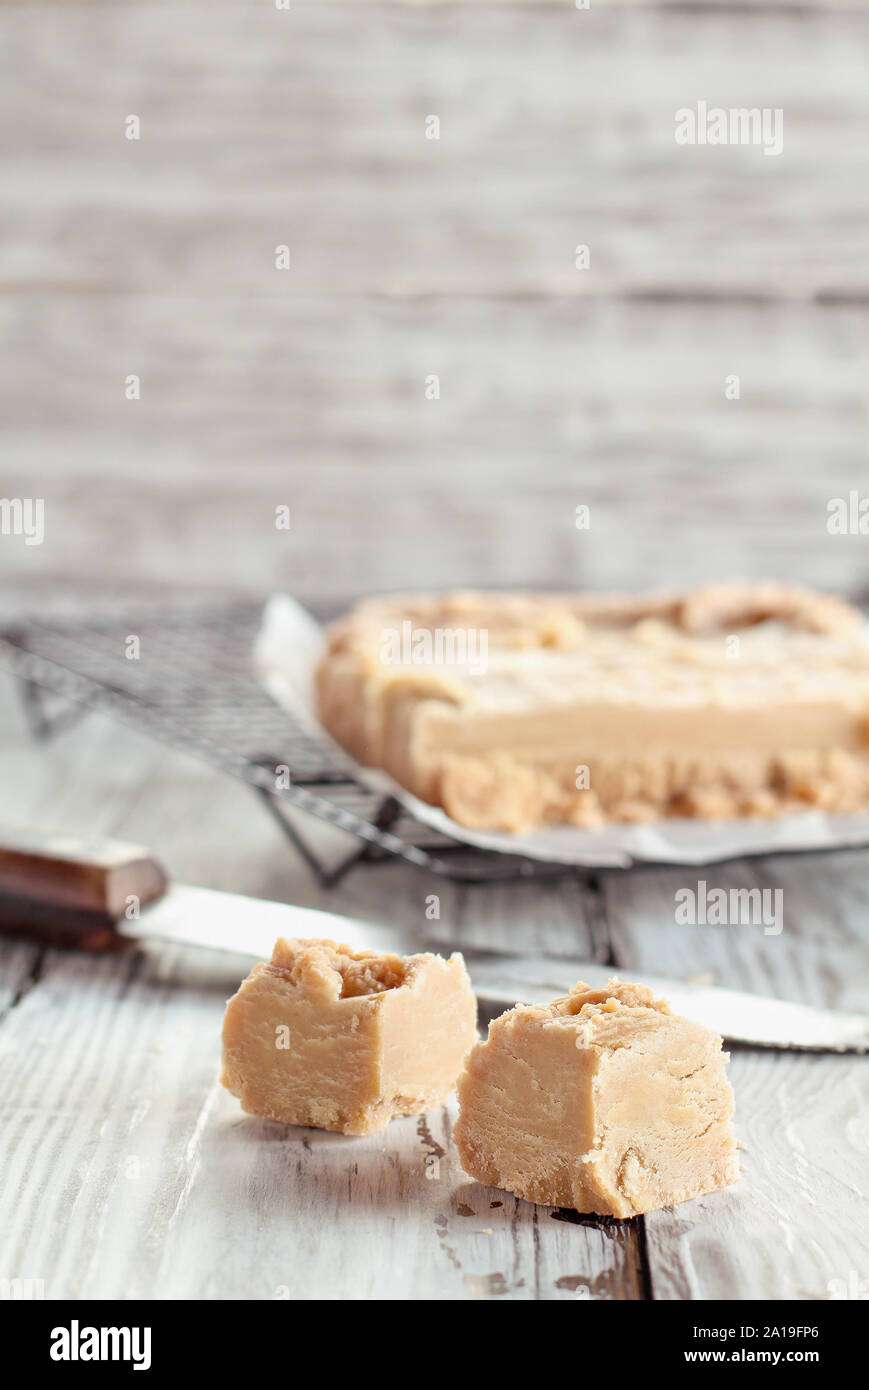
<box><xmin>0</xmin><ymin>829</ymin><xmax>169</xmax><ymax>950</ymax></box>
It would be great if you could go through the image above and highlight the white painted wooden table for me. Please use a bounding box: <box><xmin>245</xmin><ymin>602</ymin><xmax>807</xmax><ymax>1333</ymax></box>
<box><xmin>0</xmin><ymin>666</ymin><xmax>866</xmax><ymax>1301</ymax></box>
<box><xmin>2</xmin><ymin>0</ymin><xmax>868</xmax><ymax>1300</ymax></box>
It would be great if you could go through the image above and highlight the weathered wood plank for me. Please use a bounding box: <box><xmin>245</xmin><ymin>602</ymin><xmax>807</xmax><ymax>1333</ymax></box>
<box><xmin>2</xmin><ymin>296</ymin><xmax>868</xmax><ymax>596</ymax></box>
<box><xmin>603</xmin><ymin>857</ymin><xmax>869</xmax><ymax>1300</ymax></box>
<box><xmin>3</xmin><ymin>2</ymin><xmax>869</xmax><ymax>597</ymax></box>
<box><xmin>0</xmin><ymin>941</ymin><xmax>247</xmax><ymax>1300</ymax></box>
<box><xmin>2</xmin><ymin>7</ymin><xmax>869</xmax><ymax>298</ymax></box>
<box><xmin>6</xmin><ymin>297</ymin><xmax>868</xmax><ymax>453</ymax></box>
<box><xmin>154</xmin><ymin>1082</ymin><xmax>645</xmax><ymax>1301</ymax></box>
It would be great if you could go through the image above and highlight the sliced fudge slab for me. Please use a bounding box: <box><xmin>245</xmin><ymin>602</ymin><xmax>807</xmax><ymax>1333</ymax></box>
<box><xmin>454</xmin><ymin>980</ymin><xmax>739</xmax><ymax>1217</ymax></box>
<box><xmin>221</xmin><ymin>937</ymin><xmax>477</xmax><ymax>1135</ymax></box>
<box><xmin>316</xmin><ymin>582</ymin><xmax>869</xmax><ymax>832</ymax></box>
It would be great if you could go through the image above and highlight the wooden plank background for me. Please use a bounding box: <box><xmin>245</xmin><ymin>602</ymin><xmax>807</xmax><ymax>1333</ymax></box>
<box><xmin>1</xmin><ymin>0</ymin><xmax>869</xmax><ymax>599</ymax></box>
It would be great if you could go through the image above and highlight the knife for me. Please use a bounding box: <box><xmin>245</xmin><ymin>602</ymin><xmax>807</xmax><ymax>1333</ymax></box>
<box><xmin>0</xmin><ymin>829</ymin><xmax>867</xmax><ymax>1053</ymax></box>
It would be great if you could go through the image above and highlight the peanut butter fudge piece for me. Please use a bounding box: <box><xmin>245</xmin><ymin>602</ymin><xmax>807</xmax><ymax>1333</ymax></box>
<box><xmin>221</xmin><ymin>937</ymin><xmax>477</xmax><ymax>1135</ymax></box>
<box><xmin>454</xmin><ymin>980</ymin><xmax>739</xmax><ymax>1217</ymax></box>
<box><xmin>316</xmin><ymin>582</ymin><xmax>869</xmax><ymax>832</ymax></box>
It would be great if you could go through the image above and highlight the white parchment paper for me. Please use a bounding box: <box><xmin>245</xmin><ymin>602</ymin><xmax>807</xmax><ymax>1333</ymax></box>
<box><xmin>254</xmin><ymin>595</ymin><xmax>869</xmax><ymax>869</ymax></box>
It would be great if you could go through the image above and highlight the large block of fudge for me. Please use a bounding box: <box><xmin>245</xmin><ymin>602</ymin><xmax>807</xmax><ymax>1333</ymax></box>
<box><xmin>317</xmin><ymin>582</ymin><xmax>869</xmax><ymax>832</ymax></box>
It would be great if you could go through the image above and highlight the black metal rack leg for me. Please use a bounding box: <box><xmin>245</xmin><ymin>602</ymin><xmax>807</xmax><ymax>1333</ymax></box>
<box><xmin>254</xmin><ymin>786</ymin><xmax>404</xmax><ymax>890</ymax></box>
<box><xmin>20</xmin><ymin>679</ymin><xmax>91</xmax><ymax>741</ymax></box>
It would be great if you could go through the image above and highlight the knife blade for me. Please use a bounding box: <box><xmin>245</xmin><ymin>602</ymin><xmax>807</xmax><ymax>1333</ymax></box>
<box><xmin>124</xmin><ymin>882</ymin><xmax>869</xmax><ymax>1053</ymax></box>
<box><xmin>0</xmin><ymin>830</ymin><xmax>864</xmax><ymax>1052</ymax></box>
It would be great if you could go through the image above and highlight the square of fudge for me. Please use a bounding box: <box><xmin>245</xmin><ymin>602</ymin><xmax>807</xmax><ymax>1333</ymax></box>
<box><xmin>221</xmin><ymin>937</ymin><xmax>477</xmax><ymax>1135</ymax></box>
<box><xmin>454</xmin><ymin>979</ymin><xmax>739</xmax><ymax>1217</ymax></box>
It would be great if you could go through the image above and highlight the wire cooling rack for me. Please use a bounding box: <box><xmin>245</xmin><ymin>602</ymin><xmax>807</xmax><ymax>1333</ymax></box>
<box><xmin>0</xmin><ymin>597</ymin><xmax>578</xmax><ymax>887</ymax></box>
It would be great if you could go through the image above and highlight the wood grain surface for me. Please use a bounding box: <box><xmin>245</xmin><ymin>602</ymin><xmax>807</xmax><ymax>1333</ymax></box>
<box><xmin>1</xmin><ymin>0</ymin><xmax>868</xmax><ymax>1302</ymax></box>
<box><xmin>0</xmin><ymin>670</ymin><xmax>865</xmax><ymax>1300</ymax></box>
<box><xmin>2</xmin><ymin>0</ymin><xmax>869</xmax><ymax>598</ymax></box>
